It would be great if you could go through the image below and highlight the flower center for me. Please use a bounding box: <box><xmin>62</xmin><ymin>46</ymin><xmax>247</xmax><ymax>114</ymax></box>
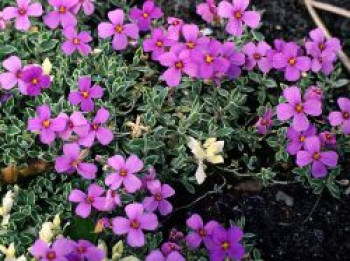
<box><xmin>319</xmin><ymin>43</ymin><xmax>326</xmax><ymax>51</ymax></box>
<box><xmin>156</xmin><ymin>40</ymin><xmax>163</xmax><ymax>47</ymax></box>
<box><xmin>42</xmin><ymin>120</ymin><xmax>50</xmax><ymax>128</ymax></box>
<box><xmin>155</xmin><ymin>193</ymin><xmax>162</xmax><ymax>201</ymax></box>
<box><xmin>142</xmin><ymin>12</ymin><xmax>149</xmax><ymax>18</ymax></box>
<box><xmin>92</xmin><ymin>123</ymin><xmax>99</xmax><ymax>131</ymax></box>
<box><xmin>59</xmin><ymin>6</ymin><xmax>66</xmax><ymax>14</ymax></box>
<box><xmin>77</xmin><ymin>246</ymin><xmax>86</xmax><ymax>254</ymax></box>
<box><xmin>299</xmin><ymin>135</ymin><xmax>305</xmax><ymax>142</ymax></box>
<box><xmin>288</xmin><ymin>58</ymin><xmax>296</xmax><ymax>66</ymax></box>
<box><xmin>221</xmin><ymin>241</ymin><xmax>230</xmax><ymax>251</ymax></box>
<box><xmin>73</xmin><ymin>38</ymin><xmax>80</xmax><ymax>45</ymax></box>
<box><xmin>115</xmin><ymin>25</ymin><xmax>123</xmax><ymax>33</ymax></box>
<box><xmin>253</xmin><ymin>53</ymin><xmax>261</xmax><ymax>60</ymax></box>
<box><xmin>343</xmin><ymin>112</ymin><xmax>350</xmax><ymax>120</ymax></box>
<box><xmin>71</xmin><ymin>160</ymin><xmax>79</xmax><ymax>168</ymax></box>
<box><xmin>205</xmin><ymin>54</ymin><xmax>214</xmax><ymax>64</ymax></box>
<box><xmin>31</xmin><ymin>78</ymin><xmax>39</xmax><ymax>85</ymax></box>
<box><xmin>234</xmin><ymin>11</ymin><xmax>242</xmax><ymax>19</ymax></box>
<box><xmin>187</xmin><ymin>42</ymin><xmax>195</xmax><ymax>49</ymax></box>
<box><xmin>325</xmin><ymin>133</ymin><xmax>332</xmax><ymax>140</ymax></box>
<box><xmin>175</xmin><ymin>61</ymin><xmax>183</xmax><ymax>69</ymax></box>
<box><xmin>46</xmin><ymin>251</ymin><xmax>56</xmax><ymax>261</ymax></box>
<box><xmin>82</xmin><ymin>91</ymin><xmax>89</xmax><ymax>99</ymax></box>
<box><xmin>173</xmin><ymin>20</ymin><xmax>180</xmax><ymax>26</ymax></box>
<box><xmin>18</xmin><ymin>8</ymin><xmax>26</xmax><ymax>15</ymax></box>
<box><xmin>86</xmin><ymin>196</ymin><xmax>94</xmax><ymax>204</ymax></box>
<box><xmin>130</xmin><ymin>220</ymin><xmax>140</xmax><ymax>229</ymax></box>
<box><xmin>16</xmin><ymin>71</ymin><xmax>22</xmax><ymax>79</ymax></box>
<box><xmin>119</xmin><ymin>169</ymin><xmax>128</xmax><ymax>177</ymax></box>
<box><xmin>313</xmin><ymin>152</ymin><xmax>321</xmax><ymax>160</ymax></box>
<box><xmin>261</xmin><ymin>119</ymin><xmax>269</xmax><ymax>126</ymax></box>
<box><xmin>295</xmin><ymin>103</ymin><xmax>303</xmax><ymax>113</ymax></box>
<box><xmin>198</xmin><ymin>228</ymin><xmax>207</xmax><ymax>237</ymax></box>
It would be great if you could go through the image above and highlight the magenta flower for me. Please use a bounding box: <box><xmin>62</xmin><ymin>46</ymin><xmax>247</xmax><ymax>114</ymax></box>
<box><xmin>146</xmin><ymin>249</ymin><xmax>185</xmax><ymax>261</ymax></box>
<box><xmin>210</xmin><ymin>225</ymin><xmax>245</xmax><ymax>261</ymax></box>
<box><xmin>105</xmin><ymin>154</ymin><xmax>143</xmax><ymax>193</ymax></box>
<box><xmin>22</xmin><ymin>66</ymin><xmax>51</xmax><ymax>96</ymax></box>
<box><xmin>167</xmin><ymin>17</ymin><xmax>184</xmax><ymax>41</ymax></box>
<box><xmin>27</xmin><ymin>105</ymin><xmax>66</xmax><ymax>145</ymax></box>
<box><xmin>141</xmin><ymin>167</ymin><xmax>157</xmax><ymax>190</ymax></box>
<box><xmin>62</xmin><ymin>26</ymin><xmax>92</xmax><ymax>56</ymax></box>
<box><xmin>186</xmin><ymin>214</ymin><xmax>220</xmax><ymax>249</ymax></box>
<box><xmin>159</xmin><ymin>48</ymin><xmax>198</xmax><ymax>86</ymax></box>
<box><xmin>3</xmin><ymin>0</ymin><xmax>42</xmax><ymax>31</ymax></box>
<box><xmin>130</xmin><ymin>0</ymin><xmax>163</xmax><ymax>32</ymax></box>
<box><xmin>44</xmin><ymin>0</ymin><xmax>78</xmax><ymax>29</ymax></box>
<box><xmin>273</xmin><ymin>42</ymin><xmax>311</xmax><ymax>81</ymax></box>
<box><xmin>143</xmin><ymin>28</ymin><xmax>174</xmax><ymax>61</ymax></box>
<box><xmin>143</xmin><ymin>180</ymin><xmax>175</xmax><ymax>216</ymax></box>
<box><xmin>286</xmin><ymin>125</ymin><xmax>317</xmax><ymax>155</ymax></box>
<box><xmin>30</xmin><ymin>239</ymin><xmax>73</xmax><ymax>261</ymax></box>
<box><xmin>69</xmin><ymin>240</ymin><xmax>105</xmax><ymax>261</ymax></box>
<box><xmin>104</xmin><ymin>189</ymin><xmax>121</xmax><ymax>211</ymax></box>
<box><xmin>329</xmin><ymin>97</ymin><xmax>350</xmax><ymax>134</ymax></box>
<box><xmin>319</xmin><ymin>131</ymin><xmax>336</xmax><ymax>147</ymax></box>
<box><xmin>68</xmin><ymin>76</ymin><xmax>103</xmax><ymax>112</ymax></box>
<box><xmin>71</xmin><ymin>0</ymin><xmax>95</xmax><ymax>16</ymax></box>
<box><xmin>78</xmin><ymin>108</ymin><xmax>113</xmax><ymax>147</ymax></box>
<box><xmin>57</xmin><ymin>112</ymin><xmax>89</xmax><ymax>141</ymax></box>
<box><xmin>55</xmin><ymin>143</ymin><xmax>97</xmax><ymax>179</ymax></box>
<box><xmin>98</xmin><ymin>9</ymin><xmax>139</xmax><ymax>51</ymax></box>
<box><xmin>112</xmin><ymin>203</ymin><xmax>158</xmax><ymax>247</ymax></box>
<box><xmin>0</xmin><ymin>12</ymin><xmax>6</xmax><ymax>30</ymax></box>
<box><xmin>193</xmin><ymin>39</ymin><xmax>230</xmax><ymax>79</ymax></box>
<box><xmin>305</xmin><ymin>28</ymin><xmax>341</xmax><ymax>55</ymax></box>
<box><xmin>218</xmin><ymin>0</ymin><xmax>260</xmax><ymax>36</ymax></box>
<box><xmin>255</xmin><ymin>109</ymin><xmax>274</xmax><ymax>134</ymax></box>
<box><xmin>276</xmin><ymin>86</ymin><xmax>322</xmax><ymax>131</ymax></box>
<box><xmin>180</xmin><ymin>24</ymin><xmax>210</xmax><ymax>56</ymax></box>
<box><xmin>0</xmin><ymin>56</ymin><xmax>26</xmax><ymax>92</ymax></box>
<box><xmin>197</xmin><ymin>0</ymin><xmax>219</xmax><ymax>24</ymax></box>
<box><xmin>242</xmin><ymin>41</ymin><xmax>272</xmax><ymax>73</ymax></box>
<box><xmin>309</xmin><ymin>51</ymin><xmax>337</xmax><ymax>75</ymax></box>
<box><xmin>222</xmin><ymin>41</ymin><xmax>245</xmax><ymax>79</ymax></box>
<box><xmin>296</xmin><ymin>136</ymin><xmax>338</xmax><ymax>178</ymax></box>
<box><xmin>69</xmin><ymin>184</ymin><xmax>105</xmax><ymax>218</ymax></box>
<box><xmin>304</xmin><ymin>85</ymin><xmax>323</xmax><ymax>101</ymax></box>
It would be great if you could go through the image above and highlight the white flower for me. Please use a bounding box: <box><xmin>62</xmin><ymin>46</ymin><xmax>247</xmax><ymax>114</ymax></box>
<box><xmin>0</xmin><ymin>243</ymin><xmax>26</xmax><ymax>261</ymax></box>
<box><xmin>42</xmin><ymin>58</ymin><xmax>52</xmax><ymax>75</ymax></box>
<box><xmin>0</xmin><ymin>191</ymin><xmax>15</xmax><ymax>216</ymax></box>
<box><xmin>39</xmin><ymin>214</ymin><xmax>61</xmax><ymax>243</ymax></box>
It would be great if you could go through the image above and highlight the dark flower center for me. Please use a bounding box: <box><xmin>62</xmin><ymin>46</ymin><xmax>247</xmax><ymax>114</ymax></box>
<box><xmin>221</xmin><ymin>241</ymin><xmax>230</xmax><ymax>251</ymax></box>
<box><xmin>288</xmin><ymin>58</ymin><xmax>296</xmax><ymax>66</ymax></box>
<box><xmin>198</xmin><ymin>228</ymin><xmax>207</xmax><ymax>237</ymax></box>
<box><xmin>234</xmin><ymin>11</ymin><xmax>242</xmax><ymax>19</ymax></box>
<box><xmin>68</xmin><ymin>121</ymin><xmax>74</xmax><ymax>128</ymax></box>
<box><xmin>46</xmin><ymin>251</ymin><xmax>56</xmax><ymax>260</ymax></box>
<box><xmin>119</xmin><ymin>169</ymin><xmax>128</xmax><ymax>177</ymax></box>
<box><xmin>187</xmin><ymin>42</ymin><xmax>195</xmax><ymax>49</ymax></box>
<box><xmin>92</xmin><ymin>123</ymin><xmax>99</xmax><ymax>131</ymax></box>
<box><xmin>261</xmin><ymin>119</ymin><xmax>269</xmax><ymax>126</ymax></box>
<box><xmin>173</xmin><ymin>20</ymin><xmax>180</xmax><ymax>26</ymax></box>
<box><xmin>86</xmin><ymin>196</ymin><xmax>94</xmax><ymax>204</ymax></box>
<box><xmin>81</xmin><ymin>91</ymin><xmax>89</xmax><ymax>99</ymax></box>
<box><xmin>155</xmin><ymin>193</ymin><xmax>162</xmax><ymax>201</ymax></box>
<box><xmin>343</xmin><ymin>112</ymin><xmax>350</xmax><ymax>120</ymax></box>
<box><xmin>77</xmin><ymin>246</ymin><xmax>86</xmax><ymax>254</ymax></box>
<box><xmin>175</xmin><ymin>61</ymin><xmax>183</xmax><ymax>69</ymax></box>
<box><xmin>205</xmin><ymin>54</ymin><xmax>214</xmax><ymax>64</ymax></box>
<box><xmin>59</xmin><ymin>6</ymin><xmax>66</xmax><ymax>13</ymax></box>
<box><xmin>156</xmin><ymin>40</ymin><xmax>163</xmax><ymax>47</ymax></box>
<box><xmin>115</xmin><ymin>25</ymin><xmax>123</xmax><ymax>33</ymax></box>
<box><xmin>130</xmin><ymin>220</ymin><xmax>140</xmax><ymax>229</ymax></box>
<box><xmin>42</xmin><ymin>120</ymin><xmax>51</xmax><ymax>128</ymax></box>
<box><xmin>325</xmin><ymin>133</ymin><xmax>332</xmax><ymax>140</ymax></box>
<box><xmin>31</xmin><ymin>78</ymin><xmax>39</xmax><ymax>85</ymax></box>
<box><xmin>313</xmin><ymin>152</ymin><xmax>321</xmax><ymax>160</ymax></box>
<box><xmin>71</xmin><ymin>160</ymin><xmax>79</xmax><ymax>168</ymax></box>
<box><xmin>16</xmin><ymin>71</ymin><xmax>22</xmax><ymax>79</ymax></box>
<box><xmin>73</xmin><ymin>38</ymin><xmax>80</xmax><ymax>45</ymax></box>
<box><xmin>253</xmin><ymin>53</ymin><xmax>261</xmax><ymax>60</ymax></box>
<box><xmin>142</xmin><ymin>12</ymin><xmax>149</xmax><ymax>18</ymax></box>
<box><xmin>319</xmin><ymin>43</ymin><xmax>326</xmax><ymax>51</ymax></box>
<box><xmin>18</xmin><ymin>8</ymin><xmax>26</xmax><ymax>15</ymax></box>
<box><xmin>299</xmin><ymin>135</ymin><xmax>305</xmax><ymax>142</ymax></box>
<box><xmin>295</xmin><ymin>103</ymin><xmax>303</xmax><ymax>113</ymax></box>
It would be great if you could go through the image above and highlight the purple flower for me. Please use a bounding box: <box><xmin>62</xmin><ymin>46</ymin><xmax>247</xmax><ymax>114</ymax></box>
<box><xmin>329</xmin><ymin>97</ymin><xmax>350</xmax><ymax>134</ymax></box>
<box><xmin>55</xmin><ymin>143</ymin><xmax>97</xmax><ymax>179</ymax></box>
<box><xmin>69</xmin><ymin>184</ymin><xmax>106</xmax><ymax>218</ymax></box>
<box><xmin>319</xmin><ymin>131</ymin><xmax>336</xmax><ymax>147</ymax></box>
<box><xmin>143</xmin><ymin>180</ymin><xmax>175</xmax><ymax>216</ymax></box>
<box><xmin>0</xmin><ymin>12</ymin><xmax>6</xmax><ymax>30</ymax></box>
<box><xmin>78</xmin><ymin>108</ymin><xmax>113</xmax><ymax>147</ymax></box>
<box><xmin>193</xmin><ymin>39</ymin><xmax>230</xmax><ymax>79</ymax></box>
<box><xmin>27</xmin><ymin>105</ymin><xmax>66</xmax><ymax>145</ymax></box>
<box><xmin>180</xmin><ymin>24</ymin><xmax>210</xmax><ymax>56</ymax></box>
<box><xmin>0</xmin><ymin>56</ymin><xmax>26</xmax><ymax>92</ymax></box>
<box><xmin>304</xmin><ymin>85</ymin><xmax>323</xmax><ymax>101</ymax></box>
<box><xmin>129</xmin><ymin>0</ymin><xmax>163</xmax><ymax>32</ymax></box>
<box><xmin>57</xmin><ymin>111</ymin><xmax>89</xmax><ymax>141</ymax></box>
<box><xmin>146</xmin><ymin>250</ymin><xmax>185</xmax><ymax>261</ymax></box>
<box><xmin>197</xmin><ymin>0</ymin><xmax>219</xmax><ymax>24</ymax></box>
<box><xmin>159</xmin><ymin>48</ymin><xmax>198</xmax><ymax>86</ymax></box>
<box><xmin>22</xmin><ymin>66</ymin><xmax>51</xmax><ymax>96</ymax></box>
<box><xmin>62</xmin><ymin>26</ymin><xmax>92</xmax><ymax>56</ymax></box>
<box><xmin>141</xmin><ymin>167</ymin><xmax>157</xmax><ymax>190</ymax></box>
<box><xmin>286</xmin><ymin>125</ymin><xmax>317</xmax><ymax>155</ymax></box>
<box><xmin>296</xmin><ymin>136</ymin><xmax>338</xmax><ymax>178</ymax></box>
<box><xmin>69</xmin><ymin>240</ymin><xmax>105</xmax><ymax>261</ymax></box>
<box><xmin>222</xmin><ymin>41</ymin><xmax>245</xmax><ymax>79</ymax></box>
<box><xmin>71</xmin><ymin>0</ymin><xmax>94</xmax><ymax>16</ymax></box>
<box><xmin>103</xmin><ymin>189</ymin><xmax>121</xmax><ymax>211</ymax></box>
<box><xmin>98</xmin><ymin>9</ymin><xmax>139</xmax><ymax>51</ymax></box>
<box><xmin>105</xmin><ymin>154</ymin><xmax>143</xmax><ymax>193</ymax></box>
<box><xmin>44</xmin><ymin>0</ymin><xmax>78</xmax><ymax>29</ymax></box>
<box><xmin>276</xmin><ymin>86</ymin><xmax>322</xmax><ymax>131</ymax></box>
<box><xmin>218</xmin><ymin>0</ymin><xmax>260</xmax><ymax>36</ymax></box>
<box><xmin>167</xmin><ymin>17</ymin><xmax>184</xmax><ymax>41</ymax></box>
<box><xmin>273</xmin><ymin>42</ymin><xmax>311</xmax><ymax>81</ymax></box>
<box><xmin>30</xmin><ymin>239</ymin><xmax>73</xmax><ymax>261</ymax></box>
<box><xmin>309</xmin><ymin>51</ymin><xmax>337</xmax><ymax>75</ymax></box>
<box><xmin>186</xmin><ymin>214</ymin><xmax>220</xmax><ymax>249</ymax></box>
<box><xmin>255</xmin><ymin>109</ymin><xmax>274</xmax><ymax>134</ymax></box>
<box><xmin>3</xmin><ymin>0</ymin><xmax>42</xmax><ymax>31</ymax></box>
<box><xmin>305</xmin><ymin>28</ymin><xmax>341</xmax><ymax>55</ymax></box>
<box><xmin>210</xmin><ymin>225</ymin><xmax>245</xmax><ymax>261</ymax></box>
<box><xmin>143</xmin><ymin>28</ymin><xmax>174</xmax><ymax>61</ymax></box>
<box><xmin>68</xmin><ymin>76</ymin><xmax>103</xmax><ymax>112</ymax></box>
<box><xmin>112</xmin><ymin>203</ymin><xmax>158</xmax><ymax>247</ymax></box>
<box><xmin>242</xmin><ymin>41</ymin><xmax>271</xmax><ymax>73</ymax></box>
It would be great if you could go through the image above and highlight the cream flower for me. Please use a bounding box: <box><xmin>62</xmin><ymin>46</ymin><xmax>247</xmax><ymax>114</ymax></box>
<box><xmin>39</xmin><ymin>214</ymin><xmax>61</xmax><ymax>243</ymax></box>
<box><xmin>0</xmin><ymin>243</ymin><xmax>26</xmax><ymax>261</ymax></box>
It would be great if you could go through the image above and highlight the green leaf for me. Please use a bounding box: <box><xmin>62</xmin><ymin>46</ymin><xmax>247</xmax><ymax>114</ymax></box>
<box><xmin>64</xmin><ymin>218</ymin><xmax>97</xmax><ymax>242</ymax></box>
<box><xmin>217</xmin><ymin>127</ymin><xmax>234</xmax><ymax>137</ymax></box>
<box><xmin>7</xmin><ymin>126</ymin><xmax>21</xmax><ymax>136</ymax></box>
<box><xmin>0</xmin><ymin>45</ymin><xmax>17</xmax><ymax>55</ymax></box>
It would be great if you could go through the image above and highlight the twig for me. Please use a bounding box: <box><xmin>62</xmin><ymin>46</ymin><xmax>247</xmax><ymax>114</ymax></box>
<box><xmin>302</xmin><ymin>192</ymin><xmax>323</xmax><ymax>224</ymax></box>
<box><xmin>304</xmin><ymin>0</ymin><xmax>350</xmax><ymax>73</ymax></box>
<box><xmin>311</xmin><ymin>1</ymin><xmax>350</xmax><ymax>19</ymax></box>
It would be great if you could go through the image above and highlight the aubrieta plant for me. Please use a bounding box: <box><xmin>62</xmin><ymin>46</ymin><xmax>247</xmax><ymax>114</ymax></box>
<box><xmin>0</xmin><ymin>0</ymin><xmax>349</xmax><ymax>260</ymax></box>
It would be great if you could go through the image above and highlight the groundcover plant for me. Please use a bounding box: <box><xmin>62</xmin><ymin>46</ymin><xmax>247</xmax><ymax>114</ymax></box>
<box><xmin>0</xmin><ymin>0</ymin><xmax>348</xmax><ymax>260</ymax></box>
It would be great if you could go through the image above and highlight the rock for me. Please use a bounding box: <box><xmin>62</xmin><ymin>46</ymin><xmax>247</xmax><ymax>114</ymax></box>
<box><xmin>276</xmin><ymin>191</ymin><xmax>294</xmax><ymax>207</ymax></box>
